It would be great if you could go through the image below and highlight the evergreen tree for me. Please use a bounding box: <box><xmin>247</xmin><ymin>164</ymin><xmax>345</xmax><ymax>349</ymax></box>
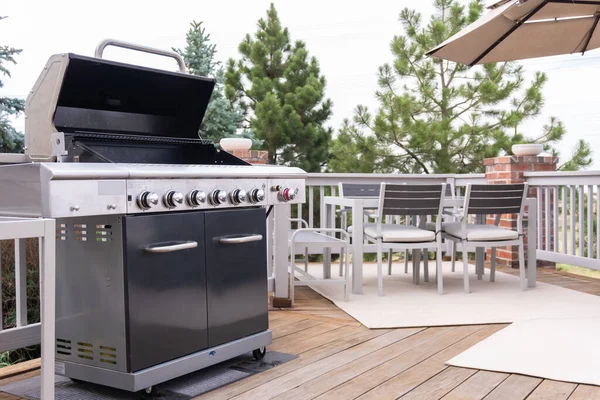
<box><xmin>173</xmin><ymin>21</ymin><xmax>260</xmax><ymax>147</ymax></box>
<box><xmin>329</xmin><ymin>0</ymin><xmax>591</xmax><ymax>174</ymax></box>
<box><xmin>0</xmin><ymin>16</ymin><xmax>24</xmax><ymax>153</ymax></box>
<box><xmin>225</xmin><ymin>3</ymin><xmax>333</xmax><ymax>172</ymax></box>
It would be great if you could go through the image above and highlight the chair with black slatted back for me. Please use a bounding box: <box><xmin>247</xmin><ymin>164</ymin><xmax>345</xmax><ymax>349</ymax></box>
<box><xmin>364</xmin><ymin>183</ymin><xmax>446</xmax><ymax>296</ymax></box>
<box><xmin>442</xmin><ymin>183</ymin><xmax>528</xmax><ymax>294</ymax></box>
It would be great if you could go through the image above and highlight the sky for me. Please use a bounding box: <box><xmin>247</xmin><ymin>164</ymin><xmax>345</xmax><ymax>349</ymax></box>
<box><xmin>3</xmin><ymin>0</ymin><xmax>600</xmax><ymax>169</ymax></box>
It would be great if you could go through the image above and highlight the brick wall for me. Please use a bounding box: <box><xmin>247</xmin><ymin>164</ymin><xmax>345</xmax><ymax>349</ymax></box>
<box><xmin>484</xmin><ymin>155</ymin><xmax>558</xmax><ymax>268</ymax></box>
<box><xmin>229</xmin><ymin>150</ymin><xmax>269</xmax><ymax>165</ymax></box>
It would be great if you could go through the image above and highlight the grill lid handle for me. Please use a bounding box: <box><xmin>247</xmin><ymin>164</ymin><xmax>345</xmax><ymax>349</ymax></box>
<box><xmin>94</xmin><ymin>38</ymin><xmax>187</xmax><ymax>74</ymax></box>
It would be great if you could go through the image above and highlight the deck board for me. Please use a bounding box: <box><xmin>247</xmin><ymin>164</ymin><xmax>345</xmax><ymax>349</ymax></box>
<box><xmin>2</xmin><ymin>267</ymin><xmax>600</xmax><ymax>400</ymax></box>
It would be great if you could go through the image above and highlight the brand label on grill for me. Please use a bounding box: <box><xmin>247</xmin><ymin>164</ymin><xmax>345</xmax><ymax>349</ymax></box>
<box><xmin>98</xmin><ymin>181</ymin><xmax>126</xmax><ymax>195</ymax></box>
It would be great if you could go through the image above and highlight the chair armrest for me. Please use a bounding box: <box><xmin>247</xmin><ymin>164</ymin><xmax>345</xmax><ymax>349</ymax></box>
<box><xmin>289</xmin><ymin>218</ymin><xmax>309</xmax><ymax>228</ymax></box>
<box><xmin>289</xmin><ymin>228</ymin><xmax>351</xmax><ymax>243</ymax></box>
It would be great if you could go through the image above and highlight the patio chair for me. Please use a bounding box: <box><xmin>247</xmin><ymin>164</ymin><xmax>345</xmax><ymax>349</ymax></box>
<box><xmin>364</xmin><ymin>183</ymin><xmax>446</xmax><ymax>296</ymax></box>
<box><xmin>442</xmin><ymin>183</ymin><xmax>528</xmax><ymax>294</ymax></box>
<box><xmin>288</xmin><ymin>218</ymin><xmax>350</xmax><ymax>305</ymax></box>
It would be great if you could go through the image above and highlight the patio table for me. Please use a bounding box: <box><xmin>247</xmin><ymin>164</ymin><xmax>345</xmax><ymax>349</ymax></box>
<box><xmin>323</xmin><ymin>196</ymin><xmax>537</xmax><ymax>294</ymax></box>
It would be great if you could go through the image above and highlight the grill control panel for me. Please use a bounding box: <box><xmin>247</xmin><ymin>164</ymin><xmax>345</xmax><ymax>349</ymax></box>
<box><xmin>126</xmin><ymin>178</ymin><xmax>305</xmax><ymax>214</ymax></box>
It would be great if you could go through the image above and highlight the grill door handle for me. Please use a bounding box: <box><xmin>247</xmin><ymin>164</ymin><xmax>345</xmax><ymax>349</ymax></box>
<box><xmin>145</xmin><ymin>241</ymin><xmax>198</xmax><ymax>253</ymax></box>
<box><xmin>219</xmin><ymin>234</ymin><xmax>263</xmax><ymax>244</ymax></box>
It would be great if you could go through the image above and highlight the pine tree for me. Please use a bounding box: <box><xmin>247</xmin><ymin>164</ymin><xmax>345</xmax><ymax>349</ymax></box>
<box><xmin>0</xmin><ymin>16</ymin><xmax>24</xmax><ymax>153</ymax></box>
<box><xmin>225</xmin><ymin>3</ymin><xmax>333</xmax><ymax>172</ymax></box>
<box><xmin>173</xmin><ymin>21</ymin><xmax>260</xmax><ymax>147</ymax></box>
<box><xmin>329</xmin><ymin>0</ymin><xmax>592</xmax><ymax>174</ymax></box>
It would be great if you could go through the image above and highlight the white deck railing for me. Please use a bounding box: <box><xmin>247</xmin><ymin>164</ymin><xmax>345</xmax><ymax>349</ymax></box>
<box><xmin>525</xmin><ymin>171</ymin><xmax>600</xmax><ymax>271</ymax></box>
<box><xmin>0</xmin><ymin>217</ymin><xmax>55</xmax><ymax>399</ymax></box>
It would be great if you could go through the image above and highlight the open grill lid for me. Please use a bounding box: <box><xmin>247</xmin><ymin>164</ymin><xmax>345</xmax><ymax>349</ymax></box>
<box><xmin>24</xmin><ymin>40</ymin><xmax>249</xmax><ymax>166</ymax></box>
<box><xmin>53</xmin><ymin>53</ymin><xmax>216</xmax><ymax>139</ymax></box>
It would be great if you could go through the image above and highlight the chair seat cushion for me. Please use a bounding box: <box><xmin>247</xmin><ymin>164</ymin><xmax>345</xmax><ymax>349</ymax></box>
<box><xmin>362</xmin><ymin>223</ymin><xmax>435</xmax><ymax>243</ymax></box>
<box><xmin>445</xmin><ymin>222</ymin><xmax>519</xmax><ymax>241</ymax></box>
<box><xmin>425</xmin><ymin>221</ymin><xmax>449</xmax><ymax>232</ymax></box>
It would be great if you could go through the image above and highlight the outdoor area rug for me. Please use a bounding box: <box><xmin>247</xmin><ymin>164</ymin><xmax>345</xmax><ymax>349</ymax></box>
<box><xmin>0</xmin><ymin>350</ymin><xmax>296</xmax><ymax>400</ymax></box>
<box><xmin>304</xmin><ymin>261</ymin><xmax>600</xmax><ymax>329</ymax></box>
<box><xmin>446</xmin><ymin>316</ymin><xmax>600</xmax><ymax>386</ymax></box>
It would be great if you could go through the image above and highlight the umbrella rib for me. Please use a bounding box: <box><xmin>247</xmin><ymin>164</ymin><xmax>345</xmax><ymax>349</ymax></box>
<box><xmin>469</xmin><ymin>0</ymin><xmax>548</xmax><ymax>66</ymax></box>
<box><xmin>582</xmin><ymin>13</ymin><xmax>600</xmax><ymax>54</ymax></box>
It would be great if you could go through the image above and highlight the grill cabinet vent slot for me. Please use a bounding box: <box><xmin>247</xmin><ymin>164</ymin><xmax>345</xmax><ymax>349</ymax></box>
<box><xmin>56</xmin><ymin>338</ymin><xmax>71</xmax><ymax>356</ymax></box>
<box><xmin>99</xmin><ymin>345</ymin><xmax>117</xmax><ymax>365</ymax></box>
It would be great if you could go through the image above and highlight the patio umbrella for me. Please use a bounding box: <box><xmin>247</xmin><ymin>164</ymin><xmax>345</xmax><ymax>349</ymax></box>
<box><xmin>426</xmin><ymin>0</ymin><xmax>600</xmax><ymax>66</ymax></box>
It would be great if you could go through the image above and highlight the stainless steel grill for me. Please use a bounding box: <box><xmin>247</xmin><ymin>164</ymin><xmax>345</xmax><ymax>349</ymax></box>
<box><xmin>0</xmin><ymin>39</ymin><xmax>305</xmax><ymax>394</ymax></box>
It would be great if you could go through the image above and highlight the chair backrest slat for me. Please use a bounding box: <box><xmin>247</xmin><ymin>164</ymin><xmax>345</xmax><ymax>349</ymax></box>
<box><xmin>381</xmin><ymin>184</ymin><xmax>444</xmax><ymax>217</ymax></box>
<box><xmin>466</xmin><ymin>184</ymin><xmax>526</xmax><ymax>215</ymax></box>
<box><xmin>339</xmin><ymin>183</ymin><xmax>380</xmax><ymax>198</ymax></box>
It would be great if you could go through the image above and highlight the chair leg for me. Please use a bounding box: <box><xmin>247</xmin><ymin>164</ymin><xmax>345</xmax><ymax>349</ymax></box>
<box><xmin>290</xmin><ymin>246</ymin><xmax>296</xmax><ymax>306</ymax></box>
<box><xmin>339</xmin><ymin>248</ymin><xmax>344</xmax><ymax>276</ymax></box>
<box><xmin>414</xmin><ymin>250</ymin><xmax>421</xmax><ymax>285</ymax></box>
<box><xmin>377</xmin><ymin>240</ymin><xmax>384</xmax><ymax>296</ymax></box>
<box><xmin>463</xmin><ymin>248</ymin><xmax>470</xmax><ymax>294</ymax></box>
<box><xmin>490</xmin><ymin>247</ymin><xmax>496</xmax><ymax>282</ymax></box>
<box><xmin>344</xmin><ymin>245</ymin><xmax>350</xmax><ymax>301</ymax></box>
<box><xmin>451</xmin><ymin>241</ymin><xmax>456</xmax><ymax>272</ymax></box>
<box><xmin>388</xmin><ymin>249</ymin><xmax>393</xmax><ymax>275</ymax></box>
<box><xmin>404</xmin><ymin>250</ymin><xmax>409</xmax><ymax>274</ymax></box>
<box><xmin>423</xmin><ymin>248</ymin><xmax>429</xmax><ymax>282</ymax></box>
<box><xmin>477</xmin><ymin>247</ymin><xmax>483</xmax><ymax>281</ymax></box>
<box><xmin>519</xmin><ymin>239</ymin><xmax>526</xmax><ymax>290</ymax></box>
<box><xmin>304</xmin><ymin>248</ymin><xmax>308</xmax><ymax>272</ymax></box>
<box><xmin>437</xmin><ymin>247</ymin><xmax>443</xmax><ymax>295</ymax></box>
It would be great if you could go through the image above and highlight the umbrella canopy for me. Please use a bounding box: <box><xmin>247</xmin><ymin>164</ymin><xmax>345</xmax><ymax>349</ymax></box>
<box><xmin>426</xmin><ymin>0</ymin><xmax>600</xmax><ymax>66</ymax></box>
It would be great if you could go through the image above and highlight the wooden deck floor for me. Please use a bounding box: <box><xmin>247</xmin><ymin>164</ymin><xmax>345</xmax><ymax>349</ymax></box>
<box><xmin>2</xmin><ymin>266</ymin><xmax>600</xmax><ymax>400</ymax></box>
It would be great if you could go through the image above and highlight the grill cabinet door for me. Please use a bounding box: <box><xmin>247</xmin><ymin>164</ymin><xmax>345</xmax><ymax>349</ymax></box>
<box><xmin>123</xmin><ymin>211</ymin><xmax>207</xmax><ymax>372</ymax></box>
<box><xmin>204</xmin><ymin>208</ymin><xmax>268</xmax><ymax>347</ymax></box>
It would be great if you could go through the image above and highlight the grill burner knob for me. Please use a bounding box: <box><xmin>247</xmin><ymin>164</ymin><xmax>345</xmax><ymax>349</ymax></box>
<box><xmin>250</xmin><ymin>188</ymin><xmax>266</xmax><ymax>203</ymax></box>
<box><xmin>163</xmin><ymin>190</ymin><xmax>184</xmax><ymax>209</ymax></box>
<box><xmin>187</xmin><ymin>190</ymin><xmax>206</xmax><ymax>207</ymax></box>
<box><xmin>137</xmin><ymin>191</ymin><xmax>159</xmax><ymax>210</ymax></box>
<box><xmin>209</xmin><ymin>189</ymin><xmax>227</xmax><ymax>206</ymax></box>
<box><xmin>278</xmin><ymin>188</ymin><xmax>298</xmax><ymax>202</ymax></box>
<box><xmin>229</xmin><ymin>189</ymin><xmax>247</xmax><ymax>205</ymax></box>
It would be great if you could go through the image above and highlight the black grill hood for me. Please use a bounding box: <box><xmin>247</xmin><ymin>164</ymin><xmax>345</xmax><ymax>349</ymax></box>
<box><xmin>54</xmin><ymin>54</ymin><xmax>216</xmax><ymax>139</ymax></box>
<box><xmin>47</xmin><ymin>53</ymin><xmax>249</xmax><ymax>166</ymax></box>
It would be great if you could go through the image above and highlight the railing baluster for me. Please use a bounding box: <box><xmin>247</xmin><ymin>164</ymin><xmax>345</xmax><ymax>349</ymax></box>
<box><xmin>588</xmin><ymin>185</ymin><xmax>594</xmax><ymax>258</ymax></box>
<box><xmin>308</xmin><ymin>186</ymin><xmax>314</xmax><ymax>228</ymax></box>
<box><xmin>15</xmin><ymin>238</ymin><xmax>28</xmax><ymax>327</ymax></box>
<box><xmin>330</xmin><ymin>186</ymin><xmax>336</xmax><ymax>236</ymax></box>
<box><xmin>544</xmin><ymin>187</ymin><xmax>550</xmax><ymax>251</ymax></box>
<box><xmin>0</xmin><ymin>242</ymin><xmax>2</xmax><ymax>331</ymax></box>
<box><xmin>570</xmin><ymin>185</ymin><xmax>576</xmax><ymax>256</ymax></box>
<box><xmin>537</xmin><ymin>187</ymin><xmax>542</xmax><ymax>249</ymax></box>
<box><xmin>553</xmin><ymin>186</ymin><xmax>558</xmax><ymax>252</ymax></box>
<box><xmin>319</xmin><ymin>185</ymin><xmax>325</xmax><ymax>229</ymax></box>
<box><xmin>562</xmin><ymin>186</ymin><xmax>567</xmax><ymax>254</ymax></box>
<box><xmin>597</xmin><ymin>185</ymin><xmax>600</xmax><ymax>259</ymax></box>
<box><xmin>579</xmin><ymin>185</ymin><xmax>585</xmax><ymax>257</ymax></box>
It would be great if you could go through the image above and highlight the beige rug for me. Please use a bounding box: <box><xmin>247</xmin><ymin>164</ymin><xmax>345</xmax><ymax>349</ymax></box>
<box><xmin>446</xmin><ymin>316</ymin><xmax>600</xmax><ymax>386</ymax></box>
<box><xmin>303</xmin><ymin>261</ymin><xmax>600</xmax><ymax>329</ymax></box>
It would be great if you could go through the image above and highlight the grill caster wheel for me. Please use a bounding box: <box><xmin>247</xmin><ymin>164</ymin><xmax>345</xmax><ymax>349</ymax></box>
<box><xmin>252</xmin><ymin>347</ymin><xmax>266</xmax><ymax>360</ymax></box>
<box><xmin>144</xmin><ymin>386</ymin><xmax>154</xmax><ymax>395</ymax></box>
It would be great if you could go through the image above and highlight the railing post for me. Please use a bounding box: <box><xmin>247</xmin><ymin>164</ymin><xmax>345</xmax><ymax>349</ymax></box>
<box><xmin>484</xmin><ymin>155</ymin><xmax>558</xmax><ymax>268</ymax></box>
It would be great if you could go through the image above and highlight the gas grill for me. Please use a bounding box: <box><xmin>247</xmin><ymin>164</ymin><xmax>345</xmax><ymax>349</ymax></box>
<box><xmin>0</xmin><ymin>40</ymin><xmax>305</xmax><ymax>393</ymax></box>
